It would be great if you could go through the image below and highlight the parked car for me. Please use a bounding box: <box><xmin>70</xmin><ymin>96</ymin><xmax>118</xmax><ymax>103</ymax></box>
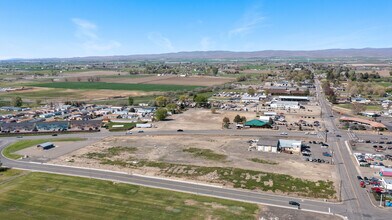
<box><xmin>126</xmin><ymin>131</ymin><xmax>132</xmax><ymax>135</ymax></box>
<box><xmin>357</xmin><ymin>176</ymin><xmax>363</xmax><ymax>181</ymax></box>
<box><xmin>336</xmin><ymin>134</ymin><xmax>341</xmax><ymax>137</ymax></box>
<box><xmin>177</xmin><ymin>129</ymin><xmax>184</xmax><ymax>132</ymax></box>
<box><xmin>16</xmin><ymin>136</ymin><xmax>23</xmax><ymax>138</ymax></box>
<box><xmin>138</xmin><ymin>130</ymin><xmax>144</xmax><ymax>133</ymax></box>
<box><xmin>52</xmin><ymin>133</ymin><xmax>58</xmax><ymax>136</ymax></box>
<box><xmin>280</xmin><ymin>132</ymin><xmax>288</xmax><ymax>135</ymax></box>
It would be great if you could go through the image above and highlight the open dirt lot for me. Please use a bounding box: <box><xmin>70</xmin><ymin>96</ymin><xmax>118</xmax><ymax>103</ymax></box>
<box><xmin>104</xmin><ymin>75</ymin><xmax>235</xmax><ymax>86</ymax></box>
<box><xmin>155</xmin><ymin>109</ymin><xmax>258</xmax><ymax>130</ymax></box>
<box><xmin>51</xmin><ymin>134</ymin><xmax>335</xmax><ymax>183</ymax></box>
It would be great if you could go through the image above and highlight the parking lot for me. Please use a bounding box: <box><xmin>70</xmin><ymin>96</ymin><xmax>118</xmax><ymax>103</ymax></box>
<box><xmin>301</xmin><ymin>140</ymin><xmax>334</xmax><ymax>165</ymax></box>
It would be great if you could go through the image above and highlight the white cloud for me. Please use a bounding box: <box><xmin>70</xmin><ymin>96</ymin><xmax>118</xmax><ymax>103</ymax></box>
<box><xmin>200</xmin><ymin>37</ymin><xmax>213</xmax><ymax>51</ymax></box>
<box><xmin>72</xmin><ymin>18</ymin><xmax>98</xmax><ymax>40</ymax></box>
<box><xmin>147</xmin><ymin>32</ymin><xmax>174</xmax><ymax>51</ymax></box>
<box><xmin>71</xmin><ymin>18</ymin><xmax>121</xmax><ymax>52</ymax></box>
<box><xmin>228</xmin><ymin>5</ymin><xmax>265</xmax><ymax>37</ymax></box>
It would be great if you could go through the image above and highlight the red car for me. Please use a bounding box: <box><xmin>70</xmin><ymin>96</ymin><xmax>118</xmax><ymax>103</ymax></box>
<box><xmin>371</xmin><ymin>187</ymin><xmax>383</xmax><ymax>193</ymax></box>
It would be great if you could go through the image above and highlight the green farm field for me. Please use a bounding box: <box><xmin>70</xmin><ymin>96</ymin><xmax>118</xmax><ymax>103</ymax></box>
<box><xmin>0</xmin><ymin>169</ymin><xmax>259</xmax><ymax>220</ymax></box>
<box><xmin>30</xmin><ymin>82</ymin><xmax>203</xmax><ymax>91</ymax></box>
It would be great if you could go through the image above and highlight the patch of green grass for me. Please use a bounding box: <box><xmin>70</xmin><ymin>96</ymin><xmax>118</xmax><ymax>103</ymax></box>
<box><xmin>2</xmin><ymin>138</ymin><xmax>86</xmax><ymax>159</ymax></box>
<box><xmin>106</xmin><ymin>122</ymin><xmax>136</xmax><ymax>132</ymax></box>
<box><xmin>336</xmin><ymin>103</ymin><xmax>382</xmax><ymax>111</ymax></box>
<box><xmin>0</xmin><ymin>169</ymin><xmax>259</xmax><ymax>219</ymax></box>
<box><xmin>85</xmin><ymin>146</ymin><xmax>137</xmax><ymax>159</ymax></box>
<box><xmin>183</xmin><ymin>148</ymin><xmax>227</xmax><ymax>161</ymax></box>
<box><xmin>248</xmin><ymin>158</ymin><xmax>278</xmax><ymax>165</ymax></box>
<box><xmin>30</xmin><ymin>82</ymin><xmax>203</xmax><ymax>92</ymax></box>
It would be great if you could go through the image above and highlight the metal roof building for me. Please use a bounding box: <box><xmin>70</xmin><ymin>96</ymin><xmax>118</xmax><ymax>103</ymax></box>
<box><xmin>37</xmin><ymin>142</ymin><xmax>55</xmax><ymax>150</ymax></box>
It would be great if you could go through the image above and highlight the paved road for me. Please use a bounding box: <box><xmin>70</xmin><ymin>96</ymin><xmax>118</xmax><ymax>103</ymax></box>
<box><xmin>314</xmin><ymin>78</ymin><xmax>391</xmax><ymax>220</ymax></box>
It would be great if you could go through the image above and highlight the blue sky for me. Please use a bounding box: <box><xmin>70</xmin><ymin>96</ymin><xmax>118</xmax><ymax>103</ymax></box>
<box><xmin>0</xmin><ymin>0</ymin><xmax>391</xmax><ymax>59</ymax></box>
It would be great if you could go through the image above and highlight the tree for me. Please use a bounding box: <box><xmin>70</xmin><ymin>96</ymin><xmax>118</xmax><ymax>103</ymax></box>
<box><xmin>236</xmin><ymin>75</ymin><xmax>247</xmax><ymax>82</ymax></box>
<box><xmin>389</xmin><ymin>71</ymin><xmax>392</xmax><ymax>77</ymax></box>
<box><xmin>11</xmin><ymin>96</ymin><xmax>23</xmax><ymax>107</ymax></box>
<box><xmin>352</xmin><ymin>103</ymin><xmax>366</xmax><ymax>115</ymax></box>
<box><xmin>35</xmin><ymin>99</ymin><xmax>42</xmax><ymax>106</ymax></box>
<box><xmin>155</xmin><ymin>108</ymin><xmax>168</xmax><ymax>121</ymax></box>
<box><xmin>233</xmin><ymin>114</ymin><xmax>242</xmax><ymax>123</ymax></box>
<box><xmin>212</xmin><ymin>67</ymin><xmax>219</xmax><ymax>76</ymax></box>
<box><xmin>193</xmin><ymin>94</ymin><xmax>208</xmax><ymax>107</ymax></box>
<box><xmin>179</xmin><ymin>95</ymin><xmax>188</xmax><ymax>103</ymax></box>
<box><xmin>128</xmin><ymin>97</ymin><xmax>134</xmax><ymax>106</ymax></box>
<box><xmin>240</xmin><ymin>116</ymin><xmax>247</xmax><ymax>123</ymax></box>
<box><xmin>166</xmin><ymin>103</ymin><xmax>177</xmax><ymax>113</ymax></box>
<box><xmin>330</xmin><ymin>95</ymin><xmax>337</xmax><ymax>104</ymax></box>
<box><xmin>155</xmin><ymin>96</ymin><xmax>168</xmax><ymax>107</ymax></box>
<box><xmin>247</xmin><ymin>87</ymin><xmax>255</xmax><ymax>96</ymax></box>
<box><xmin>222</xmin><ymin>117</ymin><xmax>230</xmax><ymax>128</ymax></box>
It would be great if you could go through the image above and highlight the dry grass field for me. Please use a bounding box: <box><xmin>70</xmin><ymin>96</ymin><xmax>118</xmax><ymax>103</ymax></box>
<box><xmin>51</xmin><ymin>134</ymin><xmax>337</xmax><ymax>199</ymax></box>
<box><xmin>356</xmin><ymin>69</ymin><xmax>391</xmax><ymax>77</ymax></box>
<box><xmin>2</xmin><ymin>87</ymin><xmax>159</xmax><ymax>101</ymax></box>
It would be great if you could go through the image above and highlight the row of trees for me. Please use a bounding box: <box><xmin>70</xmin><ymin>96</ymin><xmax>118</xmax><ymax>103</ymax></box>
<box><xmin>222</xmin><ymin>115</ymin><xmax>247</xmax><ymax>128</ymax></box>
<box><xmin>326</xmin><ymin>68</ymin><xmax>381</xmax><ymax>82</ymax></box>
<box><xmin>346</xmin><ymin>81</ymin><xmax>387</xmax><ymax>97</ymax></box>
<box><xmin>322</xmin><ymin>81</ymin><xmax>337</xmax><ymax>104</ymax></box>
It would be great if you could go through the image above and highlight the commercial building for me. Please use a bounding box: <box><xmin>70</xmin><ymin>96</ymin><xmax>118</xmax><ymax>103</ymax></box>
<box><xmin>340</xmin><ymin>116</ymin><xmax>387</xmax><ymax>130</ymax></box>
<box><xmin>278</xmin><ymin>139</ymin><xmax>302</xmax><ymax>154</ymax></box>
<box><xmin>278</xmin><ymin>96</ymin><xmax>309</xmax><ymax>102</ymax></box>
<box><xmin>255</xmin><ymin>139</ymin><xmax>278</xmax><ymax>153</ymax></box>
<box><xmin>241</xmin><ymin>94</ymin><xmax>267</xmax><ymax>102</ymax></box>
<box><xmin>270</xmin><ymin>101</ymin><xmax>300</xmax><ymax>110</ymax></box>
<box><xmin>244</xmin><ymin>119</ymin><xmax>272</xmax><ymax>128</ymax></box>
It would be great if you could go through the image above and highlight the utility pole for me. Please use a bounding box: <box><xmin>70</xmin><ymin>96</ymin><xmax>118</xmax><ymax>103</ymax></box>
<box><xmin>339</xmin><ymin>179</ymin><xmax>342</xmax><ymax>202</ymax></box>
<box><xmin>325</xmin><ymin>129</ymin><xmax>329</xmax><ymax>142</ymax></box>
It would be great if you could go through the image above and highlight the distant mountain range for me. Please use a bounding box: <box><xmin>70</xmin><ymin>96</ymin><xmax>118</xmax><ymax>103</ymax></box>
<box><xmin>4</xmin><ymin>48</ymin><xmax>392</xmax><ymax>62</ymax></box>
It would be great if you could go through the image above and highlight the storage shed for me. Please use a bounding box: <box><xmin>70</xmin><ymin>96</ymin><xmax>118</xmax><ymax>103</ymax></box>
<box><xmin>37</xmin><ymin>142</ymin><xmax>55</xmax><ymax>150</ymax></box>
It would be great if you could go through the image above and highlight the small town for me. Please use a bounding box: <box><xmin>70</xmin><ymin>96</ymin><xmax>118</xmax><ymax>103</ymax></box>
<box><xmin>1</xmin><ymin>1</ymin><xmax>392</xmax><ymax>220</ymax></box>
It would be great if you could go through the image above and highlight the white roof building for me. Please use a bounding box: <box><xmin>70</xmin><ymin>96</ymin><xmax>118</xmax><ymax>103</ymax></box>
<box><xmin>270</xmin><ymin>101</ymin><xmax>300</xmax><ymax>109</ymax></box>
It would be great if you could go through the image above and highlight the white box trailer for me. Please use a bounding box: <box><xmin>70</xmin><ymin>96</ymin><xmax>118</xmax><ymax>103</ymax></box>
<box><xmin>136</xmin><ymin>123</ymin><xmax>152</xmax><ymax>128</ymax></box>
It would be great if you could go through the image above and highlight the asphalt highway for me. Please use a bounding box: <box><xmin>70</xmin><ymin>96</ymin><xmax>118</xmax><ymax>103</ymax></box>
<box><xmin>314</xmin><ymin>78</ymin><xmax>391</xmax><ymax>220</ymax></box>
